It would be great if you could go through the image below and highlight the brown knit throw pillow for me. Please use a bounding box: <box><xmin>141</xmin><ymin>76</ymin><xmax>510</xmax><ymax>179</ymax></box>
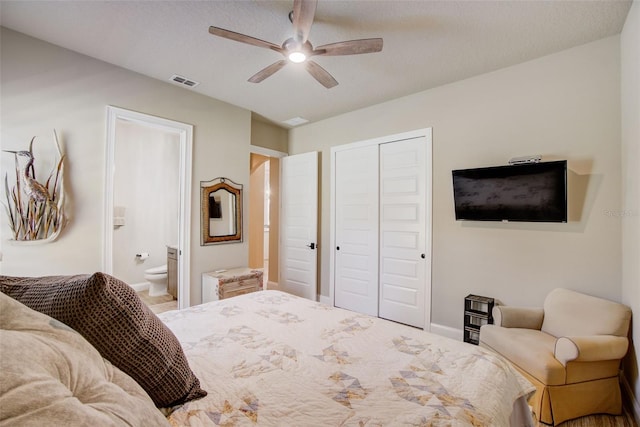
<box><xmin>0</xmin><ymin>272</ymin><xmax>207</xmax><ymax>408</ymax></box>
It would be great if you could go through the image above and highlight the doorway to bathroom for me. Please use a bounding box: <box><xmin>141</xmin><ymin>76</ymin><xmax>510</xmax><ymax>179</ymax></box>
<box><xmin>248</xmin><ymin>147</ymin><xmax>285</xmax><ymax>289</ymax></box>
<box><xmin>104</xmin><ymin>107</ymin><xmax>193</xmax><ymax>312</ymax></box>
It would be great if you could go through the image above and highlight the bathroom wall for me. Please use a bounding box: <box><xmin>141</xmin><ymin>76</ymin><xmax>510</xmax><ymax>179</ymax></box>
<box><xmin>112</xmin><ymin>119</ymin><xmax>180</xmax><ymax>285</ymax></box>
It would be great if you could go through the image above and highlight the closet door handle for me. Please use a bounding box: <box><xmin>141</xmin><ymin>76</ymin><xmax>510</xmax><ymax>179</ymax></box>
<box><xmin>336</xmin><ymin>246</ymin><xmax>340</xmax><ymax>251</ymax></box>
<box><xmin>421</xmin><ymin>253</ymin><xmax>426</xmax><ymax>259</ymax></box>
<box><xmin>306</xmin><ymin>243</ymin><xmax>316</xmax><ymax>250</ymax></box>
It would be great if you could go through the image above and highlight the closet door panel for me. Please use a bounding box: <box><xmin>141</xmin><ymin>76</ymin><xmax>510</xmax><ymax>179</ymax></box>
<box><xmin>334</xmin><ymin>145</ymin><xmax>379</xmax><ymax>316</ymax></box>
<box><xmin>379</xmin><ymin>137</ymin><xmax>427</xmax><ymax>328</ymax></box>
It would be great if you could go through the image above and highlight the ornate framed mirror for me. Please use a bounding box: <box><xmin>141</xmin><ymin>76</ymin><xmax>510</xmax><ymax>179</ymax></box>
<box><xmin>201</xmin><ymin>177</ymin><xmax>242</xmax><ymax>245</ymax></box>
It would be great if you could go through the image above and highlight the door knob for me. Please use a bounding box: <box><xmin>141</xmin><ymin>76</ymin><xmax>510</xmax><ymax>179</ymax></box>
<box><xmin>307</xmin><ymin>243</ymin><xmax>316</xmax><ymax>250</ymax></box>
<box><xmin>421</xmin><ymin>253</ymin><xmax>426</xmax><ymax>259</ymax></box>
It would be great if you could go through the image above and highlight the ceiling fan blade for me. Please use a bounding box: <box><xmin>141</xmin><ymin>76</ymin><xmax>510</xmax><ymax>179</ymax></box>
<box><xmin>209</xmin><ymin>26</ymin><xmax>283</xmax><ymax>53</ymax></box>
<box><xmin>292</xmin><ymin>0</ymin><xmax>317</xmax><ymax>44</ymax></box>
<box><xmin>248</xmin><ymin>60</ymin><xmax>288</xmax><ymax>83</ymax></box>
<box><xmin>305</xmin><ymin>60</ymin><xmax>338</xmax><ymax>89</ymax></box>
<box><xmin>313</xmin><ymin>38</ymin><xmax>383</xmax><ymax>56</ymax></box>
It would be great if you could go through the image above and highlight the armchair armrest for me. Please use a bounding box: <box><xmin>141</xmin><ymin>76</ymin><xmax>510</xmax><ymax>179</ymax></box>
<box><xmin>554</xmin><ymin>335</ymin><xmax>629</xmax><ymax>366</ymax></box>
<box><xmin>492</xmin><ymin>306</ymin><xmax>544</xmax><ymax>329</ymax></box>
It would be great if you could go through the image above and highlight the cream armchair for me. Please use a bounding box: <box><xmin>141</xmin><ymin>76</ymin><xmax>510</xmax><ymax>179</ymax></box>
<box><xmin>479</xmin><ymin>288</ymin><xmax>631</xmax><ymax>426</ymax></box>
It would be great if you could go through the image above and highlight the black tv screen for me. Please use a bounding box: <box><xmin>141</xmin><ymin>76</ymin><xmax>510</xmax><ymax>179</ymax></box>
<box><xmin>452</xmin><ymin>160</ymin><xmax>567</xmax><ymax>222</ymax></box>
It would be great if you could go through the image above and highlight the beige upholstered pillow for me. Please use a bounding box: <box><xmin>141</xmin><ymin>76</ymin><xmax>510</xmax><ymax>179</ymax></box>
<box><xmin>0</xmin><ymin>292</ymin><xmax>170</xmax><ymax>426</ymax></box>
<box><xmin>0</xmin><ymin>272</ymin><xmax>206</xmax><ymax>407</ymax></box>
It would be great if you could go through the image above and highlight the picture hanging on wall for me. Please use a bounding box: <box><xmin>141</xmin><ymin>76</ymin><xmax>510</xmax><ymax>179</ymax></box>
<box><xmin>3</xmin><ymin>130</ymin><xmax>67</xmax><ymax>243</ymax></box>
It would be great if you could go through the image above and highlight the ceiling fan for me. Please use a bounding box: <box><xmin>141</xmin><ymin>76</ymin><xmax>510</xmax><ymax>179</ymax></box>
<box><xmin>208</xmin><ymin>0</ymin><xmax>383</xmax><ymax>89</ymax></box>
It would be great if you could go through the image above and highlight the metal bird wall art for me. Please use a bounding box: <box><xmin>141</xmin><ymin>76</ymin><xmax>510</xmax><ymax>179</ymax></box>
<box><xmin>5</xmin><ymin>150</ymin><xmax>52</xmax><ymax>204</ymax></box>
<box><xmin>2</xmin><ymin>130</ymin><xmax>66</xmax><ymax>242</ymax></box>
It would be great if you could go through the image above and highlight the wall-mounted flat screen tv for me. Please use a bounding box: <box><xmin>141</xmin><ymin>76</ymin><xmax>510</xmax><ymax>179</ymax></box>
<box><xmin>452</xmin><ymin>160</ymin><xmax>567</xmax><ymax>222</ymax></box>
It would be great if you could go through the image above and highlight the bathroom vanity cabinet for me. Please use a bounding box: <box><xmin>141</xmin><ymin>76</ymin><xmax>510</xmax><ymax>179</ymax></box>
<box><xmin>167</xmin><ymin>246</ymin><xmax>178</xmax><ymax>299</ymax></box>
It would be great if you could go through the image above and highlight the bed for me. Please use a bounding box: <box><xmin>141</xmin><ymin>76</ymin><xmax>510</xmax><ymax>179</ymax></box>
<box><xmin>1</xmin><ymin>274</ymin><xmax>534</xmax><ymax>426</ymax></box>
<box><xmin>159</xmin><ymin>290</ymin><xmax>535</xmax><ymax>426</ymax></box>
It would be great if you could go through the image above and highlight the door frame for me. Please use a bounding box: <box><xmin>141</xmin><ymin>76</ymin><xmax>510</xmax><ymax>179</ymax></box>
<box><xmin>104</xmin><ymin>106</ymin><xmax>193</xmax><ymax>309</ymax></box>
<box><xmin>249</xmin><ymin>145</ymin><xmax>287</xmax><ymax>288</ymax></box>
<box><xmin>329</xmin><ymin>128</ymin><xmax>433</xmax><ymax>330</ymax></box>
<box><xmin>249</xmin><ymin>145</ymin><xmax>287</xmax><ymax>159</ymax></box>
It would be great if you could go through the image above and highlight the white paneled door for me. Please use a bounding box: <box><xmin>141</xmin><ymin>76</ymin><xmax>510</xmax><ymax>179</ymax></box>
<box><xmin>378</xmin><ymin>138</ymin><xmax>428</xmax><ymax>328</ymax></box>
<box><xmin>331</xmin><ymin>130</ymin><xmax>431</xmax><ymax>329</ymax></box>
<box><xmin>334</xmin><ymin>145</ymin><xmax>379</xmax><ymax>316</ymax></box>
<box><xmin>279</xmin><ymin>151</ymin><xmax>318</xmax><ymax>300</ymax></box>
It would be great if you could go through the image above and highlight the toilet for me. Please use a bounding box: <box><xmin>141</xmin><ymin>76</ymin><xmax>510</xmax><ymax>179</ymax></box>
<box><xmin>144</xmin><ymin>265</ymin><xmax>168</xmax><ymax>296</ymax></box>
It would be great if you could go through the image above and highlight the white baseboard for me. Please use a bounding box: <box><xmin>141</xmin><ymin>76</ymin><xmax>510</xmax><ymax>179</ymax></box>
<box><xmin>262</xmin><ymin>284</ymin><xmax>331</xmax><ymax>306</ymax></box>
<box><xmin>130</xmin><ymin>282</ymin><xmax>149</xmax><ymax>292</ymax></box>
<box><xmin>429</xmin><ymin>323</ymin><xmax>463</xmax><ymax>341</ymax></box>
<box><xmin>621</xmin><ymin>374</ymin><xmax>640</xmax><ymax>424</ymax></box>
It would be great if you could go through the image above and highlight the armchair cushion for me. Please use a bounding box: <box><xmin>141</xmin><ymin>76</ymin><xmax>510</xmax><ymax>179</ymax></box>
<box><xmin>480</xmin><ymin>325</ymin><xmax>566</xmax><ymax>385</ymax></box>
<box><xmin>493</xmin><ymin>306</ymin><xmax>544</xmax><ymax>329</ymax></box>
<box><xmin>554</xmin><ymin>335</ymin><xmax>629</xmax><ymax>366</ymax></box>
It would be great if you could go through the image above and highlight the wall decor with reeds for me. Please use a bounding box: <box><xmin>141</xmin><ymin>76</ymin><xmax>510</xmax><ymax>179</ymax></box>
<box><xmin>3</xmin><ymin>130</ymin><xmax>66</xmax><ymax>243</ymax></box>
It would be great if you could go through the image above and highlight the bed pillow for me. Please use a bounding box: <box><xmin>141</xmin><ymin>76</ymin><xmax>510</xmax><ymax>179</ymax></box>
<box><xmin>0</xmin><ymin>272</ymin><xmax>207</xmax><ymax>408</ymax></box>
<box><xmin>0</xmin><ymin>292</ymin><xmax>171</xmax><ymax>426</ymax></box>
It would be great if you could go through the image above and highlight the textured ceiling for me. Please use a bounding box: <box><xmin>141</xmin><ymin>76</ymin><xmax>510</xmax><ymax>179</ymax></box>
<box><xmin>0</xmin><ymin>0</ymin><xmax>632</xmax><ymax>128</ymax></box>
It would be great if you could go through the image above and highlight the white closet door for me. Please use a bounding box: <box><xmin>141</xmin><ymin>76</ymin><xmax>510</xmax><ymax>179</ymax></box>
<box><xmin>334</xmin><ymin>145</ymin><xmax>379</xmax><ymax>316</ymax></box>
<box><xmin>280</xmin><ymin>151</ymin><xmax>318</xmax><ymax>300</ymax></box>
<box><xmin>378</xmin><ymin>137</ymin><xmax>427</xmax><ymax>328</ymax></box>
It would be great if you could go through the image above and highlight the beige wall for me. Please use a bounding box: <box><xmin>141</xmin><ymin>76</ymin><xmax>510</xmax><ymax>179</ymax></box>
<box><xmin>250</xmin><ymin>114</ymin><xmax>288</xmax><ymax>153</ymax></box>
<box><xmin>289</xmin><ymin>36</ymin><xmax>623</xmax><ymax>335</ymax></box>
<box><xmin>621</xmin><ymin>0</ymin><xmax>640</xmax><ymax>413</ymax></box>
<box><xmin>0</xmin><ymin>28</ymin><xmax>252</xmax><ymax>306</ymax></box>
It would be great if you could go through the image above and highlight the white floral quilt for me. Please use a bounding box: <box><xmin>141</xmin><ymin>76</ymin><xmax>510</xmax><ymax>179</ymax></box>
<box><xmin>159</xmin><ymin>290</ymin><xmax>534</xmax><ymax>426</ymax></box>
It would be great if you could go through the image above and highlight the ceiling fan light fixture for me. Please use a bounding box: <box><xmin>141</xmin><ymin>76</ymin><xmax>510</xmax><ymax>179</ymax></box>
<box><xmin>208</xmin><ymin>0</ymin><xmax>383</xmax><ymax>88</ymax></box>
<box><xmin>288</xmin><ymin>51</ymin><xmax>307</xmax><ymax>63</ymax></box>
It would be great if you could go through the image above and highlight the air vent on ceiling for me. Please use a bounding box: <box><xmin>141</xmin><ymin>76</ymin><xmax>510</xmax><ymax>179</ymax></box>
<box><xmin>170</xmin><ymin>74</ymin><xmax>199</xmax><ymax>88</ymax></box>
<box><xmin>282</xmin><ymin>116</ymin><xmax>309</xmax><ymax>127</ymax></box>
